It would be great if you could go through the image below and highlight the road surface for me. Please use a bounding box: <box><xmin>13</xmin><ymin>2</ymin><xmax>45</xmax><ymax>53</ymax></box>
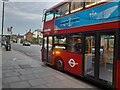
<box><xmin>12</xmin><ymin>43</ymin><xmax>41</xmax><ymax>61</ymax></box>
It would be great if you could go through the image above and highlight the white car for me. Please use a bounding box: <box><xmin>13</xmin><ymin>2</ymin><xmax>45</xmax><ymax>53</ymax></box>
<box><xmin>23</xmin><ymin>41</ymin><xmax>31</xmax><ymax>46</ymax></box>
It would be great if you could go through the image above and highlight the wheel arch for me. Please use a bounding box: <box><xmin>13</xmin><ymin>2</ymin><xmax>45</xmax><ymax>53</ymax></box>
<box><xmin>54</xmin><ymin>56</ymin><xmax>65</xmax><ymax>71</ymax></box>
<box><xmin>54</xmin><ymin>56</ymin><xmax>64</xmax><ymax>65</ymax></box>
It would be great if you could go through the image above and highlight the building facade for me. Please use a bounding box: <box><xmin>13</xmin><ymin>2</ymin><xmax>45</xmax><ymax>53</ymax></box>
<box><xmin>25</xmin><ymin>30</ymin><xmax>34</xmax><ymax>43</ymax></box>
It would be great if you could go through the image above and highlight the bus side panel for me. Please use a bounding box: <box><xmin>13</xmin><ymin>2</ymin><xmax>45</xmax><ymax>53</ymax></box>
<box><xmin>44</xmin><ymin>20</ymin><xmax>54</xmax><ymax>34</ymax></box>
<box><xmin>63</xmin><ymin>52</ymin><xmax>83</xmax><ymax>76</ymax></box>
<box><xmin>116</xmin><ymin>60</ymin><xmax>120</xmax><ymax>89</ymax></box>
<box><xmin>54</xmin><ymin>21</ymin><xmax>119</xmax><ymax>35</ymax></box>
<box><xmin>53</xmin><ymin>51</ymin><xmax>83</xmax><ymax>76</ymax></box>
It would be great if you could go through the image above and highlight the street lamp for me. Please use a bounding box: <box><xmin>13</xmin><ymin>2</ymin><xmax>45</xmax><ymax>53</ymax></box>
<box><xmin>1</xmin><ymin>0</ymin><xmax>9</xmax><ymax>47</ymax></box>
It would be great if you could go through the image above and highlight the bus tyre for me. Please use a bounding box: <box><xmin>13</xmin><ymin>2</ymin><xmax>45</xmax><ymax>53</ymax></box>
<box><xmin>56</xmin><ymin>59</ymin><xmax>64</xmax><ymax>71</ymax></box>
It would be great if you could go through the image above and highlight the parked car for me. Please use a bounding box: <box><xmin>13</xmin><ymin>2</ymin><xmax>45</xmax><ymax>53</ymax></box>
<box><xmin>23</xmin><ymin>41</ymin><xmax>31</xmax><ymax>46</ymax></box>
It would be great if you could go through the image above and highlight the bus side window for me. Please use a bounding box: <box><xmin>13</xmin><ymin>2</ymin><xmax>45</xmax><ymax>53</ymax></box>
<box><xmin>74</xmin><ymin>38</ymin><xmax>82</xmax><ymax>54</ymax></box>
<box><xmin>55</xmin><ymin>7</ymin><xmax>62</xmax><ymax>18</ymax></box>
<box><xmin>85</xmin><ymin>0</ymin><xmax>96</xmax><ymax>8</ymax></box>
<box><xmin>53</xmin><ymin>35</ymin><xmax>67</xmax><ymax>50</ymax></box>
<box><xmin>67</xmin><ymin>33</ymin><xmax>82</xmax><ymax>54</ymax></box>
<box><xmin>61</xmin><ymin>3</ymin><xmax>69</xmax><ymax>15</ymax></box>
<box><xmin>85</xmin><ymin>0</ymin><xmax>108</xmax><ymax>8</ymax></box>
<box><xmin>55</xmin><ymin>3</ymin><xmax>69</xmax><ymax>18</ymax></box>
<box><xmin>71</xmin><ymin>1</ymin><xmax>84</xmax><ymax>13</ymax></box>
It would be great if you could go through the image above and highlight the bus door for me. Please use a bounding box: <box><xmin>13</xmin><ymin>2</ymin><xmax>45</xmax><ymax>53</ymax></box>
<box><xmin>99</xmin><ymin>33</ymin><xmax>115</xmax><ymax>86</ymax></box>
<box><xmin>84</xmin><ymin>32</ymin><xmax>115</xmax><ymax>86</ymax></box>
<box><xmin>43</xmin><ymin>36</ymin><xmax>53</xmax><ymax>63</ymax></box>
<box><xmin>84</xmin><ymin>34</ymin><xmax>96</xmax><ymax>77</ymax></box>
<box><xmin>47</xmin><ymin>36</ymin><xmax>53</xmax><ymax>63</ymax></box>
<box><xmin>43</xmin><ymin>37</ymin><xmax>48</xmax><ymax>62</ymax></box>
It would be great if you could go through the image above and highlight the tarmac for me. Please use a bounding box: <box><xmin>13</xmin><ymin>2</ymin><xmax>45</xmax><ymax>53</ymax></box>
<box><xmin>1</xmin><ymin>47</ymin><xmax>100</xmax><ymax>88</ymax></box>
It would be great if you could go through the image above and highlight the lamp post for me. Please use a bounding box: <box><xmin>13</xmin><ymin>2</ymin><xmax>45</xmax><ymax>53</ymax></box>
<box><xmin>1</xmin><ymin>0</ymin><xmax>9</xmax><ymax>47</ymax></box>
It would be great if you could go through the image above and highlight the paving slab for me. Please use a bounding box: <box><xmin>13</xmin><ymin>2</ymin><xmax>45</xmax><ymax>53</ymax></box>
<box><xmin>31</xmin><ymin>85</ymin><xmax>48</xmax><ymax>88</ymax></box>
<box><xmin>19</xmin><ymin>74</ymin><xmax>37</xmax><ymax>81</ymax></box>
<box><xmin>28</xmin><ymin>78</ymin><xmax>46</xmax><ymax>87</ymax></box>
<box><xmin>55</xmin><ymin>75</ymin><xmax>68</xmax><ymax>80</ymax></box>
<box><xmin>2</xmin><ymin>83</ymin><xmax>10</xmax><ymax>88</ymax></box>
<box><xmin>42</xmin><ymin>76</ymin><xmax>61</xmax><ymax>84</ymax></box>
<box><xmin>4</xmin><ymin>71</ymin><xmax>20</xmax><ymax>77</ymax></box>
<box><xmin>17</xmin><ymin>69</ymin><xmax>33</xmax><ymax>75</ymax></box>
<box><xmin>3</xmin><ymin>76</ymin><xmax>21</xmax><ymax>84</ymax></box>
<box><xmin>9</xmin><ymin>81</ymin><xmax>31</xmax><ymax>88</ymax></box>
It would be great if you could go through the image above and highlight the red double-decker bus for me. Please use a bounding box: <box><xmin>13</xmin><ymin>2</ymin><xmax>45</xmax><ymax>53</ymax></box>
<box><xmin>41</xmin><ymin>0</ymin><xmax>120</xmax><ymax>89</ymax></box>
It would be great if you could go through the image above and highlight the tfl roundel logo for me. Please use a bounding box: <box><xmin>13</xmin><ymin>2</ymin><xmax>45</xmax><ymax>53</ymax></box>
<box><xmin>68</xmin><ymin>59</ymin><xmax>78</xmax><ymax>67</ymax></box>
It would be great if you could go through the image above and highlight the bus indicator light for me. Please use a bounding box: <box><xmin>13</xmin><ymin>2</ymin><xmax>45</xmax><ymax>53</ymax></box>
<box><xmin>53</xmin><ymin>50</ymin><xmax>61</xmax><ymax>55</ymax></box>
<box><xmin>55</xmin><ymin>51</ymin><xmax>61</xmax><ymax>55</ymax></box>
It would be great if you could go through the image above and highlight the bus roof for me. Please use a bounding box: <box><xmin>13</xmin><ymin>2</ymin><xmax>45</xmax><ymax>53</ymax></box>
<box><xmin>46</xmin><ymin>0</ymin><xmax>117</xmax><ymax>12</ymax></box>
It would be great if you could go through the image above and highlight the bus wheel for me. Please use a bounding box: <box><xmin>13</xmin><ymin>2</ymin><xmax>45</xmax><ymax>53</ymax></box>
<box><xmin>56</xmin><ymin>59</ymin><xmax>64</xmax><ymax>71</ymax></box>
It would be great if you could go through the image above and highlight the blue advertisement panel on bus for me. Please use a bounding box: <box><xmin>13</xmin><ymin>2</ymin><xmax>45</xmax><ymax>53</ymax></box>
<box><xmin>55</xmin><ymin>1</ymin><xmax>120</xmax><ymax>30</ymax></box>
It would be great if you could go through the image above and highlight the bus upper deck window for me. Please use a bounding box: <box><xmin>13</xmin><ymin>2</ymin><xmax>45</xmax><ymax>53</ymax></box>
<box><xmin>85</xmin><ymin>0</ymin><xmax>108</xmax><ymax>8</ymax></box>
<box><xmin>55</xmin><ymin>7</ymin><xmax>62</xmax><ymax>18</ymax></box>
<box><xmin>96</xmin><ymin>0</ymin><xmax>108</xmax><ymax>3</ymax></box>
<box><xmin>45</xmin><ymin>11</ymin><xmax>54</xmax><ymax>22</ymax></box>
<box><xmin>55</xmin><ymin>3</ymin><xmax>69</xmax><ymax>18</ymax></box>
<box><xmin>85</xmin><ymin>0</ymin><xmax>97</xmax><ymax>7</ymax></box>
<box><xmin>71</xmin><ymin>1</ymin><xmax>84</xmax><ymax>13</ymax></box>
<box><xmin>61</xmin><ymin>3</ymin><xmax>69</xmax><ymax>15</ymax></box>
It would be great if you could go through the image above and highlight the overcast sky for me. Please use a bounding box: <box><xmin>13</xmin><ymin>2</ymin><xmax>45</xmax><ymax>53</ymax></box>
<box><xmin>0</xmin><ymin>0</ymin><xmax>63</xmax><ymax>35</ymax></box>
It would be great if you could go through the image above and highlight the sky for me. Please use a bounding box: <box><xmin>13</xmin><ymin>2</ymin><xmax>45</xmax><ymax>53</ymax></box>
<box><xmin>0</xmin><ymin>0</ymin><xmax>64</xmax><ymax>35</ymax></box>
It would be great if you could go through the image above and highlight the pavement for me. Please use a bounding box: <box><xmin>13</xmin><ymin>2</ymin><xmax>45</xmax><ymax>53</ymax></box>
<box><xmin>2</xmin><ymin>47</ymin><xmax>100</xmax><ymax>88</ymax></box>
